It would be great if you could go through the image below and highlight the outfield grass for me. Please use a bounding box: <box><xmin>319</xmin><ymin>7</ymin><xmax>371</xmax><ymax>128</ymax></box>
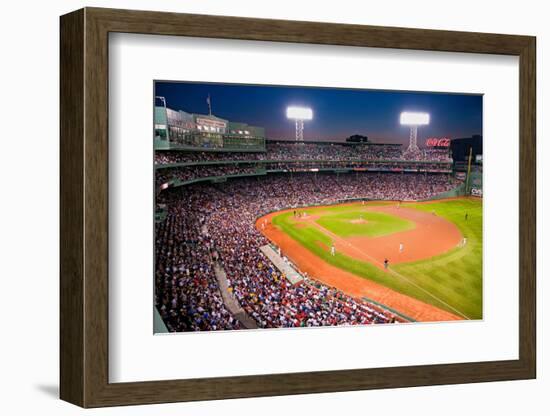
<box><xmin>394</xmin><ymin>198</ymin><xmax>483</xmax><ymax>319</ymax></box>
<box><xmin>270</xmin><ymin>198</ymin><xmax>482</xmax><ymax>319</ymax></box>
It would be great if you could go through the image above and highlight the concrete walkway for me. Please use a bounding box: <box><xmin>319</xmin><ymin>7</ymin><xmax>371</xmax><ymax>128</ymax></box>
<box><xmin>213</xmin><ymin>263</ymin><xmax>258</xmax><ymax>329</ymax></box>
<box><xmin>203</xmin><ymin>223</ymin><xmax>258</xmax><ymax>329</ymax></box>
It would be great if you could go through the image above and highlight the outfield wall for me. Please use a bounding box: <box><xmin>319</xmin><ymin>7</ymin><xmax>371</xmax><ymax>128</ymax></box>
<box><xmin>420</xmin><ymin>182</ymin><xmax>468</xmax><ymax>201</ymax></box>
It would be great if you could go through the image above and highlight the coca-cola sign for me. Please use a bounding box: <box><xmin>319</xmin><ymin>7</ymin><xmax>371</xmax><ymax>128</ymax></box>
<box><xmin>425</xmin><ymin>137</ymin><xmax>451</xmax><ymax>147</ymax></box>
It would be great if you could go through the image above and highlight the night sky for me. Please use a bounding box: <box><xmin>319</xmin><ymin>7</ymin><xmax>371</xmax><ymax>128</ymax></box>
<box><xmin>155</xmin><ymin>81</ymin><xmax>482</xmax><ymax>145</ymax></box>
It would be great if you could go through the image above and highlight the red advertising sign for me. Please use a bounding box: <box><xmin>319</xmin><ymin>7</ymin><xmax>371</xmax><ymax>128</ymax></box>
<box><xmin>425</xmin><ymin>137</ymin><xmax>451</xmax><ymax>147</ymax></box>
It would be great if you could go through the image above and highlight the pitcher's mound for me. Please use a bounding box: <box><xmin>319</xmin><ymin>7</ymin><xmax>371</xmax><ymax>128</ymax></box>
<box><xmin>350</xmin><ymin>218</ymin><xmax>368</xmax><ymax>224</ymax></box>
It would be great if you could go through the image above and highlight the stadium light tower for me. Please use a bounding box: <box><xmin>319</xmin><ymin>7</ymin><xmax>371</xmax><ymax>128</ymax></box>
<box><xmin>286</xmin><ymin>106</ymin><xmax>313</xmax><ymax>141</ymax></box>
<box><xmin>400</xmin><ymin>112</ymin><xmax>430</xmax><ymax>153</ymax></box>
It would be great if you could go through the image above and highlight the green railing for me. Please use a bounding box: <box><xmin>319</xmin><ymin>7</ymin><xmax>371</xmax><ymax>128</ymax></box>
<box><xmin>153</xmin><ymin>307</ymin><xmax>169</xmax><ymax>334</ymax></box>
<box><xmin>161</xmin><ymin>170</ymin><xmax>268</xmax><ymax>189</ymax></box>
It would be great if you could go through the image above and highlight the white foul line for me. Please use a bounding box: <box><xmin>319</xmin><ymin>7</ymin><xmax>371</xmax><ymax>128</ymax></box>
<box><xmin>311</xmin><ymin>221</ymin><xmax>471</xmax><ymax>320</ymax></box>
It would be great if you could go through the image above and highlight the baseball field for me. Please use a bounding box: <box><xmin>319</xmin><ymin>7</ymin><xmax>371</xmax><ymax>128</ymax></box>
<box><xmin>257</xmin><ymin>197</ymin><xmax>482</xmax><ymax>322</ymax></box>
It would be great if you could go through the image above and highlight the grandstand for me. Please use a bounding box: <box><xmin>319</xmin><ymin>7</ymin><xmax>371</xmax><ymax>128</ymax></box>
<box><xmin>155</xmin><ymin>139</ymin><xmax>453</xmax><ymax>192</ymax></box>
<box><xmin>154</xmin><ymin>135</ymin><xmax>462</xmax><ymax>332</ymax></box>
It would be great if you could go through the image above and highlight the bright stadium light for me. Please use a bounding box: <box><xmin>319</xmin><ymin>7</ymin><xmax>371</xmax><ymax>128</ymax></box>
<box><xmin>286</xmin><ymin>106</ymin><xmax>313</xmax><ymax>141</ymax></box>
<box><xmin>286</xmin><ymin>106</ymin><xmax>313</xmax><ymax>120</ymax></box>
<box><xmin>400</xmin><ymin>111</ymin><xmax>430</xmax><ymax>153</ymax></box>
<box><xmin>400</xmin><ymin>112</ymin><xmax>430</xmax><ymax>125</ymax></box>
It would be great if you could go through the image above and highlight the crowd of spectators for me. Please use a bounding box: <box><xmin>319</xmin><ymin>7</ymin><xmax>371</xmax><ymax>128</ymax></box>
<box><xmin>156</xmin><ymin>172</ymin><xmax>459</xmax><ymax>331</ymax></box>
<box><xmin>401</xmin><ymin>147</ymin><xmax>452</xmax><ymax>161</ymax></box>
<box><xmin>155</xmin><ymin>196</ymin><xmax>242</xmax><ymax>331</ymax></box>
<box><xmin>154</xmin><ymin>141</ymin><xmax>451</xmax><ymax>165</ymax></box>
<box><xmin>264</xmin><ymin>142</ymin><xmax>404</xmax><ymax>161</ymax></box>
<box><xmin>155</xmin><ymin>164</ymin><xmax>260</xmax><ymax>187</ymax></box>
<box><xmin>258</xmin><ymin>160</ymin><xmax>451</xmax><ymax>173</ymax></box>
<box><xmin>155</xmin><ymin>159</ymin><xmax>453</xmax><ymax>187</ymax></box>
<box><xmin>421</xmin><ymin>148</ymin><xmax>454</xmax><ymax>161</ymax></box>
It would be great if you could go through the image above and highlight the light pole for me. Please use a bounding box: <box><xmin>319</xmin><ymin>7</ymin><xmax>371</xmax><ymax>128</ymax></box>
<box><xmin>286</xmin><ymin>106</ymin><xmax>313</xmax><ymax>141</ymax></box>
<box><xmin>400</xmin><ymin>112</ymin><xmax>430</xmax><ymax>153</ymax></box>
<box><xmin>155</xmin><ymin>96</ymin><xmax>167</xmax><ymax>109</ymax></box>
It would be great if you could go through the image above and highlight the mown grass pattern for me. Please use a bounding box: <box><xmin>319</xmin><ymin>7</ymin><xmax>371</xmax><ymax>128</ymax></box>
<box><xmin>271</xmin><ymin>198</ymin><xmax>482</xmax><ymax>319</ymax></box>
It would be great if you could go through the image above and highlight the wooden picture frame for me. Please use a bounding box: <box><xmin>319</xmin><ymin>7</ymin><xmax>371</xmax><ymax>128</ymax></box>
<box><xmin>60</xmin><ymin>7</ymin><xmax>536</xmax><ymax>408</ymax></box>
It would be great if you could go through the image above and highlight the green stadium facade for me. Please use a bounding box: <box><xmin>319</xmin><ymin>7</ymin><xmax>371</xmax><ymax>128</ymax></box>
<box><xmin>154</xmin><ymin>105</ymin><xmax>265</xmax><ymax>151</ymax></box>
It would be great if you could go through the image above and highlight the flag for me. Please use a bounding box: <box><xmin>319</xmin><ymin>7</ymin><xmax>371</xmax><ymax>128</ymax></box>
<box><xmin>206</xmin><ymin>94</ymin><xmax>212</xmax><ymax>115</ymax></box>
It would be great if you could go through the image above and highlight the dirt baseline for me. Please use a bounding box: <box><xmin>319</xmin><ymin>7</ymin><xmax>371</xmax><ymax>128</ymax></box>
<box><xmin>256</xmin><ymin>201</ymin><xmax>463</xmax><ymax>322</ymax></box>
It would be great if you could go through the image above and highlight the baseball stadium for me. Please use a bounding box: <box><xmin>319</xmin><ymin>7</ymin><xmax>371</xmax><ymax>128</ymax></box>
<box><xmin>153</xmin><ymin>85</ymin><xmax>483</xmax><ymax>333</ymax></box>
